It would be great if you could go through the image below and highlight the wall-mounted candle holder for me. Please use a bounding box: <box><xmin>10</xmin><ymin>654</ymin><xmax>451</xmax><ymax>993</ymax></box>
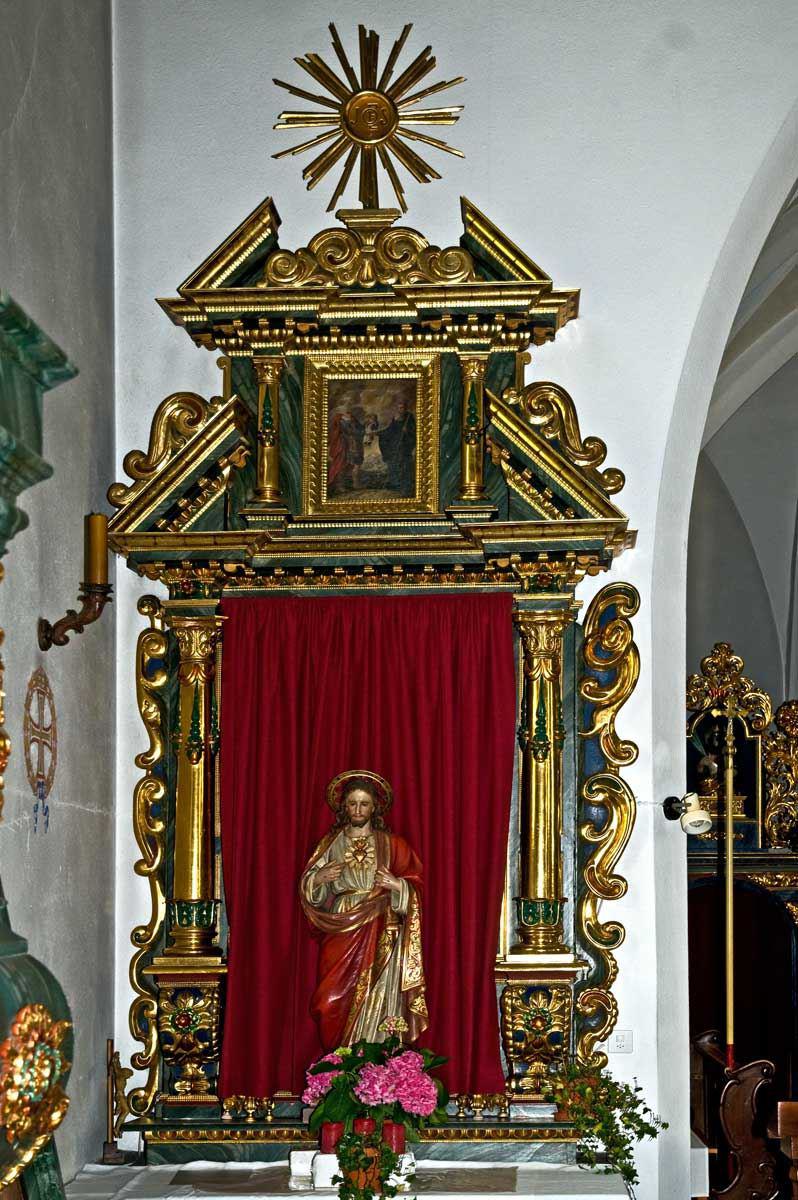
<box><xmin>37</xmin><ymin>513</ymin><xmax>113</xmax><ymax>650</ymax></box>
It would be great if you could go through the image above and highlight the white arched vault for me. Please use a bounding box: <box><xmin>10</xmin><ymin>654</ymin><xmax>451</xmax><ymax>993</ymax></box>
<box><xmin>652</xmin><ymin>95</ymin><xmax>798</xmax><ymax>1199</ymax></box>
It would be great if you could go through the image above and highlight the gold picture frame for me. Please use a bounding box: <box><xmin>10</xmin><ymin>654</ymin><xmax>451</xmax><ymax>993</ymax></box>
<box><xmin>301</xmin><ymin>351</ymin><xmax>440</xmax><ymax>517</ymax></box>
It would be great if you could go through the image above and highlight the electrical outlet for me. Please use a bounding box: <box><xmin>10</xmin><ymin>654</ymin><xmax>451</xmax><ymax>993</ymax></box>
<box><xmin>608</xmin><ymin>1029</ymin><xmax>633</xmax><ymax>1053</ymax></box>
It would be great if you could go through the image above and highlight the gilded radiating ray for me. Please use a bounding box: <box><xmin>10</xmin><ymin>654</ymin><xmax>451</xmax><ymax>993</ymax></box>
<box><xmin>273</xmin><ymin>24</ymin><xmax>465</xmax><ymax>212</ymax></box>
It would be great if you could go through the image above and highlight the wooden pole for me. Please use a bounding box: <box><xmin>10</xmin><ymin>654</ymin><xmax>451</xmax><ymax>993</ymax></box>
<box><xmin>724</xmin><ymin>716</ymin><xmax>735</xmax><ymax>1070</ymax></box>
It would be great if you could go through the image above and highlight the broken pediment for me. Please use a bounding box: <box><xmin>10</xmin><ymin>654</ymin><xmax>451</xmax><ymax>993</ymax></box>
<box><xmin>487</xmin><ymin>381</ymin><xmax>628</xmax><ymax>525</ymax></box>
<box><xmin>107</xmin><ymin>390</ymin><xmax>250</xmax><ymax>536</ymax></box>
<box><xmin>158</xmin><ymin>196</ymin><xmax>579</xmax><ymax>357</ymax></box>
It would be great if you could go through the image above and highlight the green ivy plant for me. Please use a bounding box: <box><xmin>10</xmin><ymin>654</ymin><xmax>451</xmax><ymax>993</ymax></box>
<box><xmin>333</xmin><ymin>1131</ymin><xmax>404</xmax><ymax>1200</ymax></box>
<box><xmin>543</xmin><ymin>1059</ymin><xmax>667</xmax><ymax>1199</ymax></box>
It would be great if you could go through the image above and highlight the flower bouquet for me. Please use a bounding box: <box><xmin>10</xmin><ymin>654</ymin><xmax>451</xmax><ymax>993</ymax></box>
<box><xmin>302</xmin><ymin>1028</ymin><xmax>449</xmax><ymax>1199</ymax></box>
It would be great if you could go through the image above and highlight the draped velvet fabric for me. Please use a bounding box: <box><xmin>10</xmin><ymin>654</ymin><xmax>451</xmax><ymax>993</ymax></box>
<box><xmin>218</xmin><ymin>595</ymin><xmax>516</xmax><ymax>1098</ymax></box>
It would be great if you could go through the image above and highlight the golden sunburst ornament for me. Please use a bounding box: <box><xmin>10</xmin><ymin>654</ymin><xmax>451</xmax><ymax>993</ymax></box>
<box><xmin>273</xmin><ymin>24</ymin><xmax>465</xmax><ymax>212</ymax></box>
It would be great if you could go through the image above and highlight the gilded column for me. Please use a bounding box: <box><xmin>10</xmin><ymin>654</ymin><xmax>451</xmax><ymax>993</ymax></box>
<box><xmin>458</xmin><ymin>355</ymin><xmax>487</xmax><ymax>501</ymax></box>
<box><xmin>253</xmin><ymin>355</ymin><xmax>284</xmax><ymax>504</ymax></box>
<box><xmin>165</xmin><ymin>614</ymin><xmax>224</xmax><ymax>957</ymax></box>
<box><xmin>513</xmin><ymin>605</ymin><xmax>574</xmax><ymax>954</ymax></box>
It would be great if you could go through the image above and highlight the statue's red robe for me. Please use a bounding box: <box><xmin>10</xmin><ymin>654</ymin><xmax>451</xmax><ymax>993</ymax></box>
<box><xmin>300</xmin><ymin>828</ymin><xmax>428</xmax><ymax>1049</ymax></box>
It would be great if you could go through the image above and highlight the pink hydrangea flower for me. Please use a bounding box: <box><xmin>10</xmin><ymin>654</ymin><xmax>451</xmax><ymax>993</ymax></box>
<box><xmin>354</xmin><ymin>1062</ymin><xmax>396</xmax><ymax>1106</ymax></box>
<box><xmin>301</xmin><ymin>1053</ymin><xmax>343</xmax><ymax>1106</ymax></box>
<box><xmin>393</xmin><ymin>1050</ymin><xmax>424</xmax><ymax>1071</ymax></box>
<box><xmin>353</xmin><ymin>1050</ymin><xmax>438</xmax><ymax>1117</ymax></box>
<box><xmin>385</xmin><ymin>1052</ymin><xmax>437</xmax><ymax>1116</ymax></box>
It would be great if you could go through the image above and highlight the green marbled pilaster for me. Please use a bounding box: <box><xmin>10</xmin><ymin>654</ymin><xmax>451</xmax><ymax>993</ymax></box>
<box><xmin>0</xmin><ymin>292</ymin><xmax>76</xmax><ymax>555</ymax></box>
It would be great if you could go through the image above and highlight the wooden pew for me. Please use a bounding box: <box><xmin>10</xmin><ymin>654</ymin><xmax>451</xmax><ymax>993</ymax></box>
<box><xmin>771</xmin><ymin>1101</ymin><xmax>798</xmax><ymax>1200</ymax></box>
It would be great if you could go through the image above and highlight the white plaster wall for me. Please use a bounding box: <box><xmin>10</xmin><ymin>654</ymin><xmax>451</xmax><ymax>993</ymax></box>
<box><xmin>111</xmin><ymin>3</ymin><xmax>798</xmax><ymax>1194</ymax></box>
<box><xmin>0</xmin><ymin>0</ymin><xmax>114</xmax><ymax>1182</ymax></box>
<box><xmin>688</xmin><ymin>354</ymin><xmax>798</xmax><ymax>699</ymax></box>
<box><xmin>687</xmin><ymin>452</ymin><xmax>782</xmax><ymax>702</ymax></box>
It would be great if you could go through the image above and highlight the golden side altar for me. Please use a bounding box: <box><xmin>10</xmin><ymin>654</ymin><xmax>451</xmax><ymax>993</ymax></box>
<box><xmin>106</xmin><ymin>24</ymin><xmax>639</xmax><ymax>1162</ymax></box>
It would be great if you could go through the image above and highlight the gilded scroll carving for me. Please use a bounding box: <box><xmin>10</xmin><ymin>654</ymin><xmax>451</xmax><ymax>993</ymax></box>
<box><xmin>262</xmin><ymin>223</ymin><xmax>475</xmax><ymax>290</ymax></box>
<box><xmin>126</xmin><ymin>596</ymin><xmax>168</xmax><ymax>1118</ymax></box>
<box><xmin>108</xmin><ymin>393</ymin><xmax>213</xmax><ymax>508</ymax></box>
<box><xmin>502</xmin><ymin>382</ymin><xmax>625</xmax><ymax>496</ymax></box>
<box><xmin>581</xmin><ymin>588</ymin><xmax>640</xmax><ymax>770</ymax></box>
<box><xmin>574</xmin><ymin>987</ymin><xmax>619</xmax><ymax>1069</ymax></box>
<box><xmin>576</xmin><ymin>583</ymin><xmax>639</xmax><ymax>1067</ymax></box>
<box><xmin>764</xmin><ymin>701</ymin><xmax>798</xmax><ymax>849</ymax></box>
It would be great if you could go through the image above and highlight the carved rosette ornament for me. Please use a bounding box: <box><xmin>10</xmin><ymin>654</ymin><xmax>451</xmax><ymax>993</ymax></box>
<box><xmin>764</xmin><ymin>701</ymin><xmax>798</xmax><ymax>850</ymax></box>
<box><xmin>576</xmin><ymin>584</ymin><xmax>639</xmax><ymax>1068</ymax></box>
<box><xmin>0</xmin><ymin>1005</ymin><xmax>70</xmax><ymax>1186</ymax></box>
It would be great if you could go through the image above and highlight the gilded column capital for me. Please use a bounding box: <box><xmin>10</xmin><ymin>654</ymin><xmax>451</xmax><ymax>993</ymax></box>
<box><xmin>459</xmin><ymin>355</ymin><xmax>488</xmax><ymax>384</ymax></box>
<box><xmin>515</xmin><ymin>608</ymin><xmax>573</xmax><ymax>651</ymax></box>
<box><xmin>167</xmin><ymin>616</ymin><xmax>225</xmax><ymax>685</ymax></box>
<box><xmin>253</xmin><ymin>356</ymin><xmax>284</xmax><ymax>387</ymax></box>
<box><xmin>514</xmin><ymin>606</ymin><xmax>577</xmax><ymax>680</ymax></box>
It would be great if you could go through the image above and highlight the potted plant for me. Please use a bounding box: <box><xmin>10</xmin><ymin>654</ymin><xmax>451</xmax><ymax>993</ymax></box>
<box><xmin>543</xmin><ymin>1059</ymin><xmax>667</xmax><ymax>1199</ymax></box>
<box><xmin>302</xmin><ymin>1028</ymin><xmax>449</xmax><ymax>1199</ymax></box>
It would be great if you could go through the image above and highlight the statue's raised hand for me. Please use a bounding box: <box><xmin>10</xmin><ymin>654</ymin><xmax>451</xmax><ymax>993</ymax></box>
<box><xmin>375</xmin><ymin>866</ymin><xmax>402</xmax><ymax>893</ymax></box>
<box><xmin>315</xmin><ymin>861</ymin><xmax>344</xmax><ymax>885</ymax></box>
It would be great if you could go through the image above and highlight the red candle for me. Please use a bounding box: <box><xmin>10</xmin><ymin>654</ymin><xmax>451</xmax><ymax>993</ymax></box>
<box><xmin>382</xmin><ymin>1121</ymin><xmax>406</xmax><ymax>1154</ymax></box>
<box><xmin>320</xmin><ymin>1121</ymin><xmax>344</xmax><ymax>1152</ymax></box>
<box><xmin>353</xmin><ymin>1117</ymin><xmax>376</xmax><ymax>1136</ymax></box>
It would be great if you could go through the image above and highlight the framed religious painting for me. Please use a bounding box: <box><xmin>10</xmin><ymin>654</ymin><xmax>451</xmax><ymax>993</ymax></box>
<box><xmin>300</xmin><ymin>350</ymin><xmax>440</xmax><ymax>517</ymax></box>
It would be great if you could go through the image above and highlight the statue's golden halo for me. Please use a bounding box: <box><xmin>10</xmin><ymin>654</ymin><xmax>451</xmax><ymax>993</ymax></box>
<box><xmin>326</xmin><ymin>769</ymin><xmax>394</xmax><ymax>816</ymax></box>
<box><xmin>273</xmin><ymin>23</ymin><xmax>465</xmax><ymax>212</ymax></box>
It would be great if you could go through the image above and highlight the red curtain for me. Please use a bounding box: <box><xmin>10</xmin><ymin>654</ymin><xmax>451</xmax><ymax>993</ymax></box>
<box><xmin>218</xmin><ymin>594</ymin><xmax>516</xmax><ymax>1098</ymax></box>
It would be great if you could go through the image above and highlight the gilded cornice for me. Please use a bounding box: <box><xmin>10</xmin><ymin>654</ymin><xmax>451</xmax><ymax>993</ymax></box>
<box><xmin>108</xmin><ymin>516</ymin><xmax>631</xmax><ymax>569</ymax></box>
